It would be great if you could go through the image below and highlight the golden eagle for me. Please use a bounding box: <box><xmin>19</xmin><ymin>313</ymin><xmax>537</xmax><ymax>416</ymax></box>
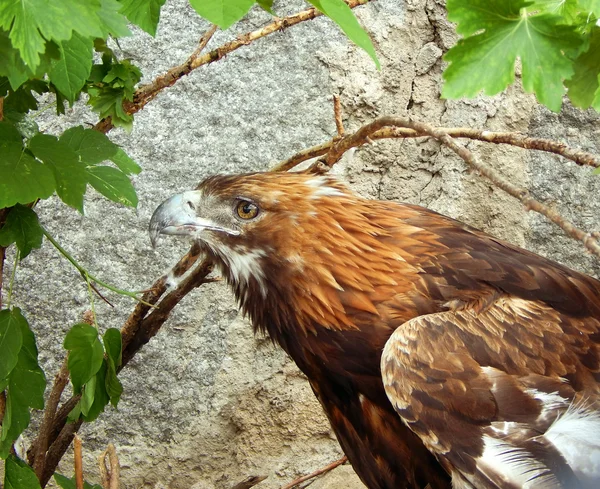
<box><xmin>150</xmin><ymin>172</ymin><xmax>600</xmax><ymax>489</ymax></box>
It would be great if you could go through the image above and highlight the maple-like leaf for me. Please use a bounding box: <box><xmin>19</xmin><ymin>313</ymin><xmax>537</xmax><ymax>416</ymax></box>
<box><xmin>443</xmin><ymin>0</ymin><xmax>584</xmax><ymax>111</ymax></box>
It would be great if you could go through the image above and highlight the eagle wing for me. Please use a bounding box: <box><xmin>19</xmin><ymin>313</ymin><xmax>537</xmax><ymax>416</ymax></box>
<box><xmin>381</xmin><ymin>295</ymin><xmax>600</xmax><ymax>489</ymax></box>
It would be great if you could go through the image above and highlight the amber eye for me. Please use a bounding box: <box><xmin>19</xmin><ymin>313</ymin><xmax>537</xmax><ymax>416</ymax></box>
<box><xmin>235</xmin><ymin>200</ymin><xmax>259</xmax><ymax>220</ymax></box>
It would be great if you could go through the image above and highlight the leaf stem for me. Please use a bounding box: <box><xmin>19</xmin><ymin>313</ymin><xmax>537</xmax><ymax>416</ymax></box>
<box><xmin>41</xmin><ymin>227</ymin><xmax>153</xmax><ymax>305</ymax></box>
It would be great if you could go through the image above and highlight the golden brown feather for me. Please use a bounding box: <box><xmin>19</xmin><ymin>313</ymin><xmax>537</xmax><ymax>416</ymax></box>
<box><xmin>150</xmin><ymin>172</ymin><xmax>600</xmax><ymax>489</ymax></box>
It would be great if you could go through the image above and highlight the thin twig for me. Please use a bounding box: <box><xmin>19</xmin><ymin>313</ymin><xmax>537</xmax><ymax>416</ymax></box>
<box><xmin>93</xmin><ymin>0</ymin><xmax>372</xmax><ymax>133</ymax></box>
<box><xmin>74</xmin><ymin>434</ymin><xmax>84</xmax><ymax>489</ymax></box>
<box><xmin>333</xmin><ymin>95</ymin><xmax>344</xmax><ymax>137</ymax></box>
<box><xmin>271</xmin><ymin>126</ymin><xmax>600</xmax><ymax>172</ymax></box>
<box><xmin>42</xmin><ymin>227</ymin><xmax>152</xmax><ymax>305</ymax></box>
<box><xmin>230</xmin><ymin>475</ymin><xmax>268</xmax><ymax>489</ymax></box>
<box><xmin>279</xmin><ymin>456</ymin><xmax>347</xmax><ymax>489</ymax></box>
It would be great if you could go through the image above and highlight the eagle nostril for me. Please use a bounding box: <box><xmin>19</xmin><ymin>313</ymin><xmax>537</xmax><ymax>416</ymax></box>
<box><xmin>186</xmin><ymin>200</ymin><xmax>196</xmax><ymax>211</ymax></box>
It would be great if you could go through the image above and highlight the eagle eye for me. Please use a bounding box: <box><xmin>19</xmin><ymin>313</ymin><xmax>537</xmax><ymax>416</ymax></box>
<box><xmin>235</xmin><ymin>200</ymin><xmax>259</xmax><ymax>220</ymax></box>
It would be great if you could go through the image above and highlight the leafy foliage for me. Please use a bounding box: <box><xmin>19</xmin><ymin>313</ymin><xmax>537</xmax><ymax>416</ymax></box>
<box><xmin>64</xmin><ymin>325</ymin><xmax>123</xmax><ymax>423</ymax></box>
<box><xmin>0</xmin><ymin>309</ymin><xmax>45</xmax><ymax>459</ymax></box>
<box><xmin>0</xmin><ymin>205</ymin><xmax>44</xmax><ymax>259</ymax></box>
<box><xmin>4</xmin><ymin>456</ymin><xmax>42</xmax><ymax>489</ymax></box>
<box><xmin>444</xmin><ymin>0</ymin><xmax>600</xmax><ymax>112</ymax></box>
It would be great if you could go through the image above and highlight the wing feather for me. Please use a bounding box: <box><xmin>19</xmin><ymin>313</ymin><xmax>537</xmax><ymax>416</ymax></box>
<box><xmin>381</xmin><ymin>296</ymin><xmax>600</xmax><ymax>489</ymax></box>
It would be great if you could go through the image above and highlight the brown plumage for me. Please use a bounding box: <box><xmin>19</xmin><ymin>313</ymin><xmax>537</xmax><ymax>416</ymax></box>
<box><xmin>149</xmin><ymin>172</ymin><xmax>600</xmax><ymax>489</ymax></box>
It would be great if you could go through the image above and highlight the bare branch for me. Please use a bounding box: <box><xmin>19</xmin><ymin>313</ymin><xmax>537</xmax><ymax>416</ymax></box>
<box><xmin>272</xmin><ymin>126</ymin><xmax>600</xmax><ymax>172</ymax></box>
<box><xmin>279</xmin><ymin>456</ymin><xmax>347</xmax><ymax>489</ymax></box>
<box><xmin>307</xmin><ymin>116</ymin><xmax>600</xmax><ymax>258</ymax></box>
<box><xmin>94</xmin><ymin>0</ymin><xmax>372</xmax><ymax>134</ymax></box>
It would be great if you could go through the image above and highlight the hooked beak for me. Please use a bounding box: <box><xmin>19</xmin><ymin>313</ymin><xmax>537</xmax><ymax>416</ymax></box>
<box><xmin>149</xmin><ymin>191</ymin><xmax>237</xmax><ymax>248</ymax></box>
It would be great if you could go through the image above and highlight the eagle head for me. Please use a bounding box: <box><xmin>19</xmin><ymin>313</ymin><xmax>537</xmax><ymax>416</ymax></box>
<box><xmin>148</xmin><ymin>172</ymin><xmax>380</xmax><ymax>334</ymax></box>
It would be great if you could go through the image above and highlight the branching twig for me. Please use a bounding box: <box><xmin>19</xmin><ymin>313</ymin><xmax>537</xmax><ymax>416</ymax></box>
<box><xmin>272</xmin><ymin>126</ymin><xmax>600</xmax><ymax>172</ymax></box>
<box><xmin>32</xmin><ymin>244</ymin><xmax>211</xmax><ymax>487</ymax></box>
<box><xmin>93</xmin><ymin>0</ymin><xmax>372</xmax><ymax>134</ymax></box>
<box><xmin>279</xmin><ymin>456</ymin><xmax>347</xmax><ymax>489</ymax></box>
<box><xmin>273</xmin><ymin>116</ymin><xmax>600</xmax><ymax>258</ymax></box>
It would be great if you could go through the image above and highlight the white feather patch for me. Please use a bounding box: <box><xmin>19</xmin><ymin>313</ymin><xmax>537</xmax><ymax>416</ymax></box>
<box><xmin>544</xmin><ymin>401</ymin><xmax>600</xmax><ymax>485</ymax></box>
<box><xmin>478</xmin><ymin>436</ymin><xmax>558</xmax><ymax>488</ymax></box>
<box><xmin>219</xmin><ymin>247</ymin><xmax>267</xmax><ymax>297</ymax></box>
<box><xmin>305</xmin><ymin>176</ymin><xmax>345</xmax><ymax>198</ymax></box>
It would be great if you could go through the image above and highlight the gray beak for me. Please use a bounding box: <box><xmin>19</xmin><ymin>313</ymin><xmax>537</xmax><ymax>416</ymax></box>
<box><xmin>149</xmin><ymin>191</ymin><xmax>234</xmax><ymax>248</ymax></box>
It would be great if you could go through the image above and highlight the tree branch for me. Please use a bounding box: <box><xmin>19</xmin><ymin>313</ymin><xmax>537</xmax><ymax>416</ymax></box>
<box><xmin>93</xmin><ymin>0</ymin><xmax>372</xmax><ymax>134</ymax></box>
<box><xmin>30</xmin><ymin>360</ymin><xmax>69</xmax><ymax>478</ymax></box>
<box><xmin>31</xmin><ymin>244</ymin><xmax>212</xmax><ymax>486</ymax></box>
<box><xmin>279</xmin><ymin>456</ymin><xmax>347</xmax><ymax>489</ymax></box>
<box><xmin>293</xmin><ymin>116</ymin><xmax>600</xmax><ymax>258</ymax></box>
<box><xmin>272</xmin><ymin>125</ymin><xmax>600</xmax><ymax>172</ymax></box>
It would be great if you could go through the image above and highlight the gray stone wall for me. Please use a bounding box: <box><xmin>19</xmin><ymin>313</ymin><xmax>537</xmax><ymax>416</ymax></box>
<box><xmin>6</xmin><ymin>0</ymin><xmax>600</xmax><ymax>487</ymax></box>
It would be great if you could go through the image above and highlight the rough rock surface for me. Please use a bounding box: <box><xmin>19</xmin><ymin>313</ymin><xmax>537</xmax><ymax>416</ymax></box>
<box><xmin>5</xmin><ymin>0</ymin><xmax>600</xmax><ymax>488</ymax></box>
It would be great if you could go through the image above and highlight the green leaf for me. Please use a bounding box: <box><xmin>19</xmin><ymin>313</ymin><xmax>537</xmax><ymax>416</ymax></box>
<box><xmin>98</xmin><ymin>0</ymin><xmax>131</xmax><ymax>38</ymax></box>
<box><xmin>28</xmin><ymin>134</ymin><xmax>87</xmax><ymax>213</ymax></box>
<box><xmin>119</xmin><ymin>0</ymin><xmax>167</xmax><ymax>36</ymax></box>
<box><xmin>308</xmin><ymin>0</ymin><xmax>379</xmax><ymax>69</ymax></box>
<box><xmin>0</xmin><ymin>313</ymin><xmax>45</xmax><ymax>458</ymax></box>
<box><xmin>79</xmin><ymin>374</ymin><xmax>96</xmax><ymax>416</ymax></box>
<box><xmin>443</xmin><ymin>0</ymin><xmax>584</xmax><ymax>112</ymax></box>
<box><xmin>49</xmin><ymin>32</ymin><xmax>93</xmax><ymax>103</ymax></box>
<box><xmin>256</xmin><ymin>0</ymin><xmax>274</xmax><ymax>14</ymax></box>
<box><xmin>69</xmin><ymin>362</ymin><xmax>111</xmax><ymax>422</ymax></box>
<box><xmin>82</xmin><ymin>361</ymin><xmax>110</xmax><ymax>421</ymax></box>
<box><xmin>594</xmin><ymin>166</ymin><xmax>600</xmax><ymax>175</ymax></box>
<box><xmin>54</xmin><ymin>473</ymin><xmax>103</xmax><ymax>489</ymax></box>
<box><xmin>0</xmin><ymin>205</ymin><xmax>43</xmax><ymax>259</ymax></box>
<box><xmin>0</xmin><ymin>29</ymin><xmax>29</xmax><ymax>90</ymax></box>
<box><xmin>0</xmin><ymin>0</ymin><xmax>104</xmax><ymax>70</ymax></box>
<box><xmin>103</xmin><ymin>328</ymin><xmax>123</xmax><ymax>407</ymax></box>
<box><xmin>104</xmin><ymin>360</ymin><xmax>123</xmax><ymax>408</ymax></box>
<box><xmin>189</xmin><ymin>0</ymin><xmax>255</xmax><ymax>29</ymax></box>
<box><xmin>86</xmin><ymin>166</ymin><xmax>138</xmax><ymax>207</ymax></box>
<box><xmin>566</xmin><ymin>27</ymin><xmax>600</xmax><ymax>109</ymax></box>
<box><xmin>110</xmin><ymin>148</ymin><xmax>142</xmax><ymax>175</ymax></box>
<box><xmin>60</xmin><ymin>126</ymin><xmax>118</xmax><ymax>165</ymax></box>
<box><xmin>580</xmin><ymin>0</ymin><xmax>600</xmax><ymax>16</ymax></box>
<box><xmin>530</xmin><ymin>0</ymin><xmax>584</xmax><ymax>23</ymax></box>
<box><xmin>0</xmin><ymin>309</ymin><xmax>24</xmax><ymax>381</ymax></box>
<box><xmin>103</xmin><ymin>328</ymin><xmax>122</xmax><ymax>367</ymax></box>
<box><xmin>64</xmin><ymin>324</ymin><xmax>104</xmax><ymax>394</ymax></box>
<box><xmin>0</xmin><ymin>126</ymin><xmax>55</xmax><ymax>209</ymax></box>
<box><xmin>4</xmin><ymin>456</ymin><xmax>41</xmax><ymax>489</ymax></box>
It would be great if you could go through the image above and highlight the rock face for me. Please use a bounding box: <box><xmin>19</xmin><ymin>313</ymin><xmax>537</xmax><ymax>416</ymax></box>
<box><xmin>7</xmin><ymin>0</ymin><xmax>600</xmax><ymax>488</ymax></box>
